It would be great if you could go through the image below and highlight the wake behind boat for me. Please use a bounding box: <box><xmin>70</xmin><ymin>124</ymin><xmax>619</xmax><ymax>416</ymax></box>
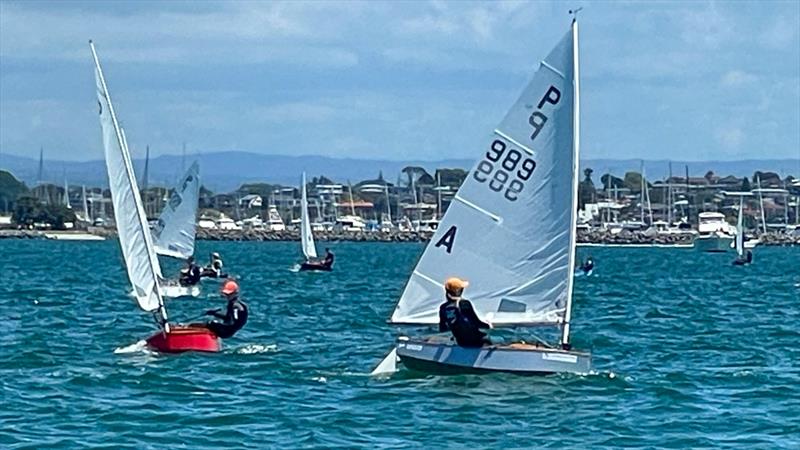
<box><xmin>374</xmin><ymin>15</ymin><xmax>590</xmax><ymax>376</ymax></box>
<box><xmin>91</xmin><ymin>41</ymin><xmax>219</xmax><ymax>353</ymax></box>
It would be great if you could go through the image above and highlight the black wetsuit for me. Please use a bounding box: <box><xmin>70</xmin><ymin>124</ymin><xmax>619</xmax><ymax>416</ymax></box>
<box><xmin>438</xmin><ymin>299</ymin><xmax>491</xmax><ymax>348</ymax></box>
<box><xmin>180</xmin><ymin>264</ymin><xmax>201</xmax><ymax>286</ymax></box>
<box><xmin>207</xmin><ymin>298</ymin><xmax>248</xmax><ymax>339</ymax></box>
<box><xmin>323</xmin><ymin>252</ymin><xmax>334</xmax><ymax>269</ymax></box>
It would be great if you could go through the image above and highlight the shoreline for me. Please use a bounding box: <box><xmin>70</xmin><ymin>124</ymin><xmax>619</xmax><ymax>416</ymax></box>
<box><xmin>2</xmin><ymin>228</ymin><xmax>799</xmax><ymax>246</ymax></box>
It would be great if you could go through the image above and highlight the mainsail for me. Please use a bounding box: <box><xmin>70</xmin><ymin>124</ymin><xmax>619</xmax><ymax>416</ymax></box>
<box><xmin>91</xmin><ymin>41</ymin><xmax>165</xmax><ymax>316</ymax></box>
<box><xmin>391</xmin><ymin>24</ymin><xmax>580</xmax><ymax>330</ymax></box>
<box><xmin>300</xmin><ymin>172</ymin><xmax>318</xmax><ymax>259</ymax></box>
<box><xmin>153</xmin><ymin>162</ymin><xmax>200</xmax><ymax>259</ymax></box>
<box><xmin>736</xmin><ymin>196</ymin><xmax>744</xmax><ymax>257</ymax></box>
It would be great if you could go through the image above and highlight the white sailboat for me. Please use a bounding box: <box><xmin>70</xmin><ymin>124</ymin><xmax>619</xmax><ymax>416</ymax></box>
<box><xmin>153</xmin><ymin>161</ymin><xmax>200</xmax><ymax>260</ymax></box>
<box><xmin>151</xmin><ymin>161</ymin><xmax>202</xmax><ymax>297</ymax></box>
<box><xmin>732</xmin><ymin>196</ymin><xmax>752</xmax><ymax>265</ymax></box>
<box><xmin>91</xmin><ymin>41</ymin><xmax>218</xmax><ymax>352</ymax></box>
<box><xmin>298</xmin><ymin>172</ymin><xmax>332</xmax><ymax>271</ymax></box>
<box><xmin>373</xmin><ymin>17</ymin><xmax>590</xmax><ymax>375</ymax></box>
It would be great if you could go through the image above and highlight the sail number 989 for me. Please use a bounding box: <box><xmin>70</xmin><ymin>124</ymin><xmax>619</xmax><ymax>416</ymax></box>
<box><xmin>472</xmin><ymin>140</ymin><xmax>536</xmax><ymax>201</ymax></box>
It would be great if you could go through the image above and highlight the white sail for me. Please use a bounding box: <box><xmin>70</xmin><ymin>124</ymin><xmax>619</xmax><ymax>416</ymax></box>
<box><xmin>91</xmin><ymin>42</ymin><xmax>165</xmax><ymax>315</ymax></box>
<box><xmin>391</xmin><ymin>24</ymin><xmax>579</xmax><ymax>327</ymax></box>
<box><xmin>736</xmin><ymin>196</ymin><xmax>744</xmax><ymax>257</ymax></box>
<box><xmin>153</xmin><ymin>161</ymin><xmax>200</xmax><ymax>259</ymax></box>
<box><xmin>82</xmin><ymin>185</ymin><xmax>90</xmax><ymax>222</ymax></box>
<box><xmin>300</xmin><ymin>172</ymin><xmax>318</xmax><ymax>259</ymax></box>
<box><xmin>63</xmin><ymin>179</ymin><xmax>71</xmax><ymax>208</ymax></box>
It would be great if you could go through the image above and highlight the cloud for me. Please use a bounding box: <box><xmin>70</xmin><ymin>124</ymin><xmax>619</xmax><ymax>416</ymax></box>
<box><xmin>720</xmin><ymin>70</ymin><xmax>758</xmax><ymax>87</ymax></box>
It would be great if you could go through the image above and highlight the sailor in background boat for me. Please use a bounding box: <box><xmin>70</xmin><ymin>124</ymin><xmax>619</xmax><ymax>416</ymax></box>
<box><xmin>733</xmin><ymin>250</ymin><xmax>753</xmax><ymax>266</ymax></box>
<box><xmin>179</xmin><ymin>256</ymin><xmax>202</xmax><ymax>286</ymax></box>
<box><xmin>202</xmin><ymin>252</ymin><xmax>225</xmax><ymax>278</ymax></box>
<box><xmin>438</xmin><ymin>278</ymin><xmax>493</xmax><ymax>347</ymax></box>
<box><xmin>580</xmin><ymin>257</ymin><xmax>594</xmax><ymax>274</ymax></box>
<box><xmin>204</xmin><ymin>280</ymin><xmax>248</xmax><ymax>338</ymax></box>
<box><xmin>322</xmin><ymin>248</ymin><xmax>334</xmax><ymax>269</ymax></box>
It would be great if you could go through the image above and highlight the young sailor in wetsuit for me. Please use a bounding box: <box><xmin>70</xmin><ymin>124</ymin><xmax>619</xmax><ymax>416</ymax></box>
<box><xmin>204</xmin><ymin>280</ymin><xmax>248</xmax><ymax>338</ymax></box>
<box><xmin>202</xmin><ymin>252</ymin><xmax>224</xmax><ymax>277</ymax></box>
<box><xmin>322</xmin><ymin>248</ymin><xmax>334</xmax><ymax>269</ymax></box>
<box><xmin>179</xmin><ymin>256</ymin><xmax>202</xmax><ymax>286</ymax></box>
<box><xmin>581</xmin><ymin>257</ymin><xmax>594</xmax><ymax>273</ymax></box>
<box><xmin>438</xmin><ymin>277</ymin><xmax>493</xmax><ymax>348</ymax></box>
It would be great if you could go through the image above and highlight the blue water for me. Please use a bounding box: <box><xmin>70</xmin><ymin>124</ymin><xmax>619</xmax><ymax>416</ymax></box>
<box><xmin>1</xmin><ymin>240</ymin><xmax>798</xmax><ymax>449</ymax></box>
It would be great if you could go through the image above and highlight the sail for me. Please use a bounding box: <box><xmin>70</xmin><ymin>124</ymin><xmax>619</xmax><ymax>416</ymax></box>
<box><xmin>736</xmin><ymin>196</ymin><xmax>744</xmax><ymax>257</ymax></box>
<box><xmin>391</xmin><ymin>25</ymin><xmax>579</xmax><ymax>326</ymax></box>
<box><xmin>300</xmin><ymin>172</ymin><xmax>318</xmax><ymax>259</ymax></box>
<box><xmin>91</xmin><ymin>42</ymin><xmax>164</xmax><ymax>314</ymax></box>
<box><xmin>82</xmin><ymin>185</ymin><xmax>90</xmax><ymax>221</ymax></box>
<box><xmin>63</xmin><ymin>179</ymin><xmax>71</xmax><ymax>208</ymax></box>
<box><xmin>153</xmin><ymin>162</ymin><xmax>200</xmax><ymax>259</ymax></box>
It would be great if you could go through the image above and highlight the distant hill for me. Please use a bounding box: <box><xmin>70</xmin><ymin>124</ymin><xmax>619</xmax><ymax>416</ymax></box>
<box><xmin>1</xmin><ymin>151</ymin><xmax>797</xmax><ymax>192</ymax></box>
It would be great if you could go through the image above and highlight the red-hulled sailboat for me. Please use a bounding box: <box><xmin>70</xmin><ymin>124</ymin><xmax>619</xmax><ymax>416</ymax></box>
<box><xmin>91</xmin><ymin>41</ymin><xmax>219</xmax><ymax>353</ymax></box>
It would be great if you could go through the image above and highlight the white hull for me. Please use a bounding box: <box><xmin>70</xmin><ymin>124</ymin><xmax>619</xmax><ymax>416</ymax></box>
<box><xmin>160</xmin><ymin>283</ymin><xmax>200</xmax><ymax>299</ymax></box>
<box><xmin>396</xmin><ymin>336</ymin><xmax>590</xmax><ymax>375</ymax></box>
<box><xmin>694</xmin><ymin>234</ymin><xmax>734</xmax><ymax>253</ymax></box>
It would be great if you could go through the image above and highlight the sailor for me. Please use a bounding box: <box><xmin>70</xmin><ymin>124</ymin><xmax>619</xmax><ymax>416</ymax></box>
<box><xmin>204</xmin><ymin>280</ymin><xmax>248</xmax><ymax>339</ymax></box>
<box><xmin>203</xmin><ymin>252</ymin><xmax>224</xmax><ymax>277</ymax></box>
<box><xmin>581</xmin><ymin>257</ymin><xmax>594</xmax><ymax>273</ymax></box>
<box><xmin>322</xmin><ymin>248</ymin><xmax>334</xmax><ymax>269</ymax></box>
<box><xmin>438</xmin><ymin>277</ymin><xmax>493</xmax><ymax>347</ymax></box>
<box><xmin>746</xmin><ymin>250</ymin><xmax>753</xmax><ymax>264</ymax></box>
<box><xmin>179</xmin><ymin>256</ymin><xmax>201</xmax><ymax>286</ymax></box>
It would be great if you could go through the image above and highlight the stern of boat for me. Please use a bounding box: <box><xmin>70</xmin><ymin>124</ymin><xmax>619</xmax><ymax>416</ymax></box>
<box><xmin>146</xmin><ymin>325</ymin><xmax>220</xmax><ymax>353</ymax></box>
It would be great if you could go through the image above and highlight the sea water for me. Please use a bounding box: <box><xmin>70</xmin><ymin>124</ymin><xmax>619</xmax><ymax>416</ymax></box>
<box><xmin>1</xmin><ymin>240</ymin><xmax>798</xmax><ymax>449</ymax></box>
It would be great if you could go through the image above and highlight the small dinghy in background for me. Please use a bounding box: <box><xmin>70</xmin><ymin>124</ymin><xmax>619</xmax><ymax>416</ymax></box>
<box><xmin>91</xmin><ymin>41</ymin><xmax>219</xmax><ymax>353</ymax></box>
<box><xmin>151</xmin><ymin>161</ymin><xmax>203</xmax><ymax>298</ymax></box>
<box><xmin>297</xmin><ymin>172</ymin><xmax>333</xmax><ymax>272</ymax></box>
<box><xmin>374</xmin><ymin>15</ymin><xmax>590</xmax><ymax>376</ymax></box>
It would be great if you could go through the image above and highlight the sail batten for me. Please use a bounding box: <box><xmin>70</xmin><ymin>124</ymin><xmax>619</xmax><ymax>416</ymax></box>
<box><xmin>391</xmin><ymin>25</ymin><xmax>579</xmax><ymax>328</ymax></box>
<box><xmin>91</xmin><ymin>42</ymin><xmax>165</xmax><ymax>317</ymax></box>
<box><xmin>153</xmin><ymin>161</ymin><xmax>200</xmax><ymax>260</ymax></box>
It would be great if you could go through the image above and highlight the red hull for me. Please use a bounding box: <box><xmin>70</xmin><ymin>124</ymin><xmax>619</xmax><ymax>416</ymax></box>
<box><xmin>146</xmin><ymin>325</ymin><xmax>221</xmax><ymax>353</ymax></box>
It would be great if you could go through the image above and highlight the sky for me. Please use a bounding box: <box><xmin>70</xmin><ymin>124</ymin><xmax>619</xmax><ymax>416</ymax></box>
<box><xmin>0</xmin><ymin>0</ymin><xmax>798</xmax><ymax>163</ymax></box>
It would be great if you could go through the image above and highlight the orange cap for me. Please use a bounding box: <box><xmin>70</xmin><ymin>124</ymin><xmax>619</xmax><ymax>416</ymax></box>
<box><xmin>444</xmin><ymin>277</ymin><xmax>469</xmax><ymax>292</ymax></box>
<box><xmin>221</xmin><ymin>280</ymin><xmax>239</xmax><ymax>295</ymax></box>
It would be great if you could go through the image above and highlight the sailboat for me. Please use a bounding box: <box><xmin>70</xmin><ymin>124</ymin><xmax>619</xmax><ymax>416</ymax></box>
<box><xmin>373</xmin><ymin>17</ymin><xmax>590</xmax><ymax>376</ymax></box>
<box><xmin>298</xmin><ymin>173</ymin><xmax>332</xmax><ymax>271</ymax></box>
<box><xmin>732</xmin><ymin>196</ymin><xmax>752</xmax><ymax>265</ymax></box>
<box><xmin>91</xmin><ymin>41</ymin><xmax>219</xmax><ymax>353</ymax></box>
<box><xmin>150</xmin><ymin>161</ymin><xmax>202</xmax><ymax>297</ymax></box>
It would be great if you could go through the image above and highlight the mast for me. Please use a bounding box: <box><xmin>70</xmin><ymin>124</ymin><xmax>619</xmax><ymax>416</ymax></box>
<box><xmin>756</xmin><ymin>174</ymin><xmax>767</xmax><ymax>234</ymax></box>
<box><xmin>561</xmin><ymin>14</ymin><xmax>580</xmax><ymax>348</ymax></box>
<box><xmin>82</xmin><ymin>185</ymin><xmax>90</xmax><ymax>222</ymax></box>
<box><xmin>348</xmin><ymin>181</ymin><xmax>356</xmax><ymax>216</ymax></box>
<box><xmin>385</xmin><ymin>183</ymin><xmax>392</xmax><ymax>223</ymax></box>
<box><xmin>685</xmin><ymin>164</ymin><xmax>690</xmax><ymax>223</ymax></box>
<box><xmin>639</xmin><ymin>161</ymin><xmax>645</xmax><ymax>223</ymax></box>
<box><xmin>90</xmin><ymin>40</ymin><xmax>168</xmax><ymax>329</ymax></box>
<box><xmin>63</xmin><ymin>177</ymin><xmax>71</xmax><ymax>208</ymax></box>
<box><xmin>667</xmin><ymin>162</ymin><xmax>673</xmax><ymax>225</ymax></box>
<box><xmin>436</xmin><ymin>172</ymin><xmax>443</xmax><ymax>220</ymax></box>
<box><xmin>37</xmin><ymin>147</ymin><xmax>44</xmax><ymax>185</ymax></box>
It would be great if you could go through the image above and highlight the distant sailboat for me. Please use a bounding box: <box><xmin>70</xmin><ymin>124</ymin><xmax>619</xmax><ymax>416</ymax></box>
<box><xmin>152</xmin><ymin>162</ymin><xmax>200</xmax><ymax>260</ymax></box>
<box><xmin>373</xmin><ymin>17</ymin><xmax>590</xmax><ymax>375</ymax></box>
<box><xmin>733</xmin><ymin>196</ymin><xmax>752</xmax><ymax>265</ymax></box>
<box><xmin>91</xmin><ymin>40</ymin><xmax>216</xmax><ymax>352</ymax></box>
<box><xmin>299</xmin><ymin>172</ymin><xmax>332</xmax><ymax>272</ymax></box>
